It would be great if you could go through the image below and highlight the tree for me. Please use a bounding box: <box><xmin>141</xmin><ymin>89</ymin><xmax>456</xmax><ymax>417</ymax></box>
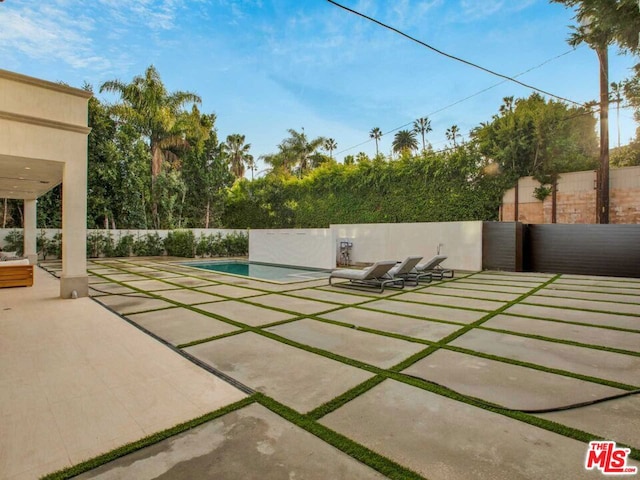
<box><xmin>100</xmin><ymin>65</ymin><xmax>202</xmax><ymax>228</ymax></box>
<box><xmin>550</xmin><ymin>0</ymin><xmax>640</xmax><ymax>222</ymax></box>
<box><xmin>223</xmin><ymin>134</ymin><xmax>252</xmax><ymax>179</ymax></box>
<box><xmin>446</xmin><ymin>125</ymin><xmax>461</xmax><ymax>147</ymax></box>
<box><xmin>472</xmin><ymin>93</ymin><xmax>598</xmax><ymax>181</ymax></box>
<box><xmin>413</xmin><ymin>117</ymin><xmax>432</xmax><ymax>152</ymax></box>
<box><xmin>324</xmin><ymin>138</ymin><xmax>338</xmax><ymax>159</ymax></box>
<box><xmin>264</xmin><ymin>128</ymin><xmax>326</xmax><ymax>177</ymax></box>
<box><xmin>392</xmin><ymin>129</ymin><xmax>418</xmax><ymax>155</ymax></box>
<box><xmin>369</xmin><ymin>127</ymin><xmax>383</xmax><ymax>156</ymax></box>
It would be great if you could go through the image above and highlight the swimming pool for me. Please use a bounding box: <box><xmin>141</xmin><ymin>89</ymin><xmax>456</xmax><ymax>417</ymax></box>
<box><xmin>182</xmin><ymin>260</ymin><xmax>330</xmax><ymax>283</ymax></box>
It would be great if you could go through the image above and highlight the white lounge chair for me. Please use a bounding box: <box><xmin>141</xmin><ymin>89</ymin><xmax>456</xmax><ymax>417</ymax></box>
<box><xmin>329</xmin><ymin>260</ymin><xmax>404</xmax><ymax>293</ymax></box>
<box><xmin>413</xmin><ymin>254</ymin><xmax>454</xmax><ymax>280</ymax></box>
<box><xmin>386</xmin><ymin>256</ymin><xmax>430</xmax><ymax>285</ymax></box>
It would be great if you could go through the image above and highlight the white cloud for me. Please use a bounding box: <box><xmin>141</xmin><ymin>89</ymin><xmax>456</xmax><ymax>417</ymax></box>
<box><xmin>0</xmin><ymin>3</ymin><xmax>111</xmax><ymax>71</ymax></box>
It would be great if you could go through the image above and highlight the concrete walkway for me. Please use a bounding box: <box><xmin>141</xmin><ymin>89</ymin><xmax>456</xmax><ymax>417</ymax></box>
<box><xmin>0</xmin><ymin>268</ymin><xmax>246</xmax><ymax>480</ymax></box>
<box><xmin>3</xmin><ymin>259</ymin><xmax>640</xmax><ymax>479</ymax></box>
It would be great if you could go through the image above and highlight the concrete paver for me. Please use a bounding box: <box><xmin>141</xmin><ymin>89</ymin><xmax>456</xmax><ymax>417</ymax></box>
<box><xmin>286</xmin><ymin>288</ymin><xmax>373</xmax><ymax>305</ymax></box>
<box><xmin>321</xmin><ymin>379</ymin><xmax>608</xmax><ymax>480</ymax></box>
<box><xmin>320</xmin><ymin>307</ymin><xmax>461</xmax><ymax>341</ymax></box>
<box><xmin>451</xmin><ymin>329</ymin><xmax>640</xmax><ymax>386</ymax></box>
<box><xmin>545</xmin><ymin>283</ymin><xmax>640</xmax><ymax>295</ymax></box>
<box><xmin>95</xmin><ymin>294</ymin><xmax>175</xmax><ymax>315</ymax></box>
<box><xmin>154</xmin><ymin>288</ymin><xmax>225</xmax><ymax>305</ymax></box>
<box><xmin>158</xmin><ymin>276</ymin><xmax>216</xmax><ymax>288</ymax></box>
<box><xmin>402</xmin><ymin>349</ymin><xmax>625</xmax><ymax>409</ymax></box>
<box><xmin>506</xmin><ymin>303</ymin><xmax>640</xmax><ymax>330</ymax></box>
<box><xmin>122</xmin><ymin>278</ymin><xmax>180</xmax><ymax>292</ymax></box>
<box><xmin>421</xmin><ymin>285</ymin><xmax>520</xmax><ymax>302</ymax></box>
<box><xmin>554</xmin><ymin>279</ymin><xmax>640</xmax><ymax>289</ymax></box>
<box><xmin>484</xmin><ymin>314</ymin><xmax>640</xmax><ymax>352</ymax></box>
<box><xmin>185</xmin><ymin>332</ymin><xmax>373</xmax><ymax>412</ymax></box>
<box><xmin>539</xmin><ymin>396</ymin><xmax>640</xmax><ymax>450</ymax></box>
<box><xmin>196</xmin><ymin>283</ymin><xmax>265</xmax><ymax>298</ymax></box>
<box><xmin>524</xmin><ymin>295</ymin><xmax>640</xmax><ymax>316</ymax></box>
<box><xmin>455</xmin><ymin>278</ymin><xmax>540</xmax><ymax>289</ymax></box>
<box><xmin>440</xmin><ymin>281</ymin><xmax>531</xmax><ymax>294</ymax></box>
<box><xmin>466</xmin><ymin>273</ymin><xmax>547</xmax><ymax>283</ymax></box>
<box><xmin>127</xmin><ymin>308</ymin><xmax>239</xmax><ymax>345</ymax></box>
<box><xmin>266</xmin><ymin>318</ymin><xmax>426</xmax><ymax>368</ymax></box>
<box><xmin>194</xmin><ymin>300</ymin><xmax>296</xmax><ymax>326</ymax></box>
<box><xmin>74</xmin><ymin>403</ymin><xmax>387</xmax><ymax>480</ymax></box>
<box><xmin>246</xmin><ymin>293</ymin><xmax>339</xmax><ymax>315</ymax></box>
<box><xmin>534</xmin><ymin>288</ymin><xmax>640</xmax><ymax>304</ymax></box>
<box><xmin>396</xmin><ymin>291</ymin><xmax>505</xmax><ymax>311</ymax></box>
<box><xmin>365</xmin><ymin>299</ymin><xmax>486</xmax><ymax>324</ymax></box>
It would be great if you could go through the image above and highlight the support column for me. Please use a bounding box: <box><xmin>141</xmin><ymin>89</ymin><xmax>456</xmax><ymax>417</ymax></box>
<box><xmin>23</xmin><ymin>199</ymin><xmax>38</xmax><ymax>265</ymax></box>
<box><xmin>60</xmin><ymin>158</ymin><xmax>88</xmax><ymax>298</ymax></box>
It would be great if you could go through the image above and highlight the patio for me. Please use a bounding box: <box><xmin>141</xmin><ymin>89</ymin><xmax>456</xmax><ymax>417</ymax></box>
<box><xmin>1</xmin><ymin>258</ymin><xmax>639</xmax><ymax>479</ymax></box>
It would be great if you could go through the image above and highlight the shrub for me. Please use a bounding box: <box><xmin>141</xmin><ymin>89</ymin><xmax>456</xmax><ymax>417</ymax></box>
<box><xmin>87</xmin><ymin>231</ymin><xmax>114</xmax><ymax>258</ymax></box>
<box><xmin>114</xmin><ymin>234</ymin><xmax>134</xmax><ymax>257</ymax></box>
<box><xmin>37</xmin><ymin>230</ymin><xmax>61</xmax><ymax>260</ymax></box>
<box><xmin>164</xmin><ymin>229</ymin><xmax>195</xmax><ymax>258</ymax></box>
<box><xmin>3</xmin><ymin>229</ymin><xmax>24</xmax><ymax>256</ymax></box>
<box><xmin>132</xmin><ymin>232</ymin><xmax>165</xmax><ymax>256</ymax></box>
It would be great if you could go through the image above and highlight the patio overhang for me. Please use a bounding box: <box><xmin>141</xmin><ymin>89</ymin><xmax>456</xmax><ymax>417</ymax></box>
<box><xmin>0</xmin><ymin>69</ymin><xmax>92</xmax><ymax>298</ymax></box>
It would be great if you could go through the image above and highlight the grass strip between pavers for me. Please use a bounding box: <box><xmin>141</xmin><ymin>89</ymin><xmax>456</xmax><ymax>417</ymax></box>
<box><xmin>39</xmin><ymin>395</ymin><xmax>257</xmax><ymax>480</ymax></box>
<box><xmin>82</xmin><ymin>266</ymin><xmax>640</xmax><ymax>466</ymax></box>
<box><xmin>389</xmin><ymin>274</ymin><xmax>563</xmax><ymax>372</ymax></box>
<box><xmin>254</xmin><ymin>393</ymin><xmax>427</xmax><ymax>480</ymax></box>
<box><xmin>478</xmin><ymin>325</ymin><xmax>640</xmax><ymax>358</ymax></box>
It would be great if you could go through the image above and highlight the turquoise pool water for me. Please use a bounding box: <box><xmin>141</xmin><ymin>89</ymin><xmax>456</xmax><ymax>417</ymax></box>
<box><xmin>182</xmin><ymin>260</ymin><xmax>329</xmax><ymax>283</ymax></box>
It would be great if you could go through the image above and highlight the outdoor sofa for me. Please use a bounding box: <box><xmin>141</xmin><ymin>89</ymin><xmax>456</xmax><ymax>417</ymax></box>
<box><xmin>0</xmin><ymin>258</ymin><xmax>34</xmax><ymax>288</ymax></box>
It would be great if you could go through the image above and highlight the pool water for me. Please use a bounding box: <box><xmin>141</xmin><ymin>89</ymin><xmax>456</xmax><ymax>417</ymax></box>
<box><xmin>182</xmin><ymin>260</ymin><xmax>329</xmax><ymax>283</ymax></box>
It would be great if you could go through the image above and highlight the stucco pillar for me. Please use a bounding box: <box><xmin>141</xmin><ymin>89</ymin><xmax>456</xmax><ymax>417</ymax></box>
<box><xmin>23</xmin><ymin>199</ymin><xmax>38</xmax><ymax>265</ymax></box>
<box><xmin>60</xmin><ymin>159</ymin><xmax>88</xmax><ymax>298</ymax></box>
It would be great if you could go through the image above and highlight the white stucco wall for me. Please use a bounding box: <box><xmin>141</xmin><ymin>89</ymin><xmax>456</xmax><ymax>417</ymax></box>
<box><xmin>249</xmin><ymin>228</ymin><xmax>335</xmax><ymax>269</ymax></box>
<box><xmin>331</xmin><ymin>221</ymin><xmax>483</xmax><ymax>271</ymax></box>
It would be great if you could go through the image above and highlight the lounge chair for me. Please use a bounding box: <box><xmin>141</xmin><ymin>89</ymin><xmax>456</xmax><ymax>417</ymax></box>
<box><xmin>385</xmin><ymin>256</ymin><xmax>430</xmax><ymax>285</ymax></box>
<box><xmin>413</xmin><ymin>254</ymin><xmax>454</xmax><ymax>280</ymax></box>
<box><xmin>329</xmin><ymin>260</ymin><xmax>404</xmax><ymax>293</ymax></box>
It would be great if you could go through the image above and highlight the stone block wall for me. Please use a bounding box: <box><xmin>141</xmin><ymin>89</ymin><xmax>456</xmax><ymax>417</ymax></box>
<box><xmin>500</xmin><ymin>166</ymin><xmax>640</xmax><ymax>224</ymax></box>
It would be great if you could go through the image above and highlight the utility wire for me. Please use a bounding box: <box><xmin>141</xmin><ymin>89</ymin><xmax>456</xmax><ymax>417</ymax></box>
<box><xmin>335</xmin><ymin>48</ymin><xmax>579</xmax><ymax>156</ymax></box>
<box><xmin>327</xmin><ymin>0</ymin><xmax>584</xmax><ymax>107</ymax></box>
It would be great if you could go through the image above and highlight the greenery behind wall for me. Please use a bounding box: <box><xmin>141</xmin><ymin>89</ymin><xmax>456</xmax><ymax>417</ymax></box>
<box><xmin>1</xmin><ymin>20</ymin><xmax>639</xmax><ymax>231</ymax></box>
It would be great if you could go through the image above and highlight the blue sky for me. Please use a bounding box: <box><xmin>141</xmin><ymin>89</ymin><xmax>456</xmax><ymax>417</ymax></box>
<box><xmin>1</xmin><ymin>0</ymin><xmax>638</xmax><ymax>174</ymax></box>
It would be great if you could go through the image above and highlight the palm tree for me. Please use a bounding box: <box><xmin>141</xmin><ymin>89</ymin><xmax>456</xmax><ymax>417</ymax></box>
<box><xmin>413</xmin><ymin>117</ymin><xmax>432</xmax><ymax>152</ymax></box>
<box><xmin>324</xmin><ymin>138</ymin><xmax>337</xmax><ymax>159</ymax></box>
<box><xmin>100</xmin><ymin>65</ymin><xmax>201</xmax><ymax>227</ymax></box>
<box><xmin>281</xmin><ymin>128</ymin><xmax>326</xmax><ymax>176</ymax></box>
<box><xmin>223</xmin><ymin>134</ymin><xmax>251</xmax><ymax>179</ymax></box>
<box><xmin>369</xmin><ymin>127</ymin><xmax>382</xmax><ymax>156</ymax></box>
<box><xmin>245</xmin><ymin>154</ymin><xmax>256</xmax><ymax>181</ymax></box>
<box><xmin>446</xmin><ymin>125</ymin><xmax>461</xmax><ymax>147</ymax></box>
<box><xmin>392</xmin><ymin>129</ymin><xmax>418</xmax><ymax>155</ymax></box>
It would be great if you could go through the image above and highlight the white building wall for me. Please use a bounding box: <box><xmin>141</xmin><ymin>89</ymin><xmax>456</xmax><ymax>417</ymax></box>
<box><xmin>249</xmin><ymin>228</ymin><xmax>335</xmax><ymax>269</ymax></box>
<box><xmin>331</xmin><ymin>221</ymin><xmax>483</xmax><ymax>271</ymax></box>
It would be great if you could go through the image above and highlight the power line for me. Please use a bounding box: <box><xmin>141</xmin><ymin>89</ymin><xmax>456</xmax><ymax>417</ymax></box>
<box><xmin>327</xmin><ymin>0</ymin><xmax>584</xmax><ymax>107</ymax></box>
<box><xmin>335</xmin><ymin>48</ymin><xmax>579</xmax><ymax>156</ymax></box>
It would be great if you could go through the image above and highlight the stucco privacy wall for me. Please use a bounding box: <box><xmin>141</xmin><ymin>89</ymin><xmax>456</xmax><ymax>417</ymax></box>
<box><xmin>249</xmin><ymin>229</ymin><xmax>335</xmax><ymax>269</ymax></box>
<box><xmin>332</xmin><ymin>221</ymin><xmax>483</xmax><ymax>271</ymax></box>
